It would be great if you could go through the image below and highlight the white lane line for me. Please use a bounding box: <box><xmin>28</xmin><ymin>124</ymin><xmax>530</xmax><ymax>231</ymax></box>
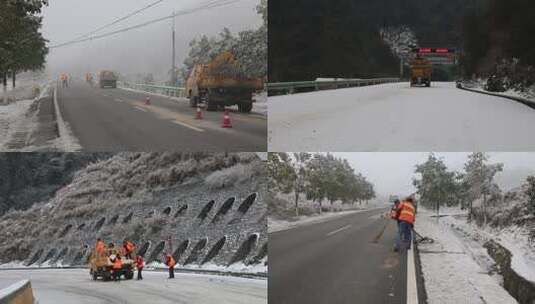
<box><xmin>114</xmin><ymin>98</ymin><xmax>123</xmax><ymax>102</ymax></box>
<box><xmin>171</xmin><ymin>120</ymin><xmax>204</xmax><ymax>132</ymax></box>
<box><xmin>134</xmin><ymin>106</ymin><xmax>148</xmax><ymax>112</ymax></box>
<box><xmin>407</xmin><ymin>234</ymin><xmax>419</xmax><ymax>304</ymax></box>
<box><xmin>326</xmin><ymin>225</ymin><xmax>351</xmax><ymax>237</ymax></box>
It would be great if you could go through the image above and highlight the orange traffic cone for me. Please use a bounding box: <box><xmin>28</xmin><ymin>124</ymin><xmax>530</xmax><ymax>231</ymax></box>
<box><xmin>221</xmin><ymin>110</ymin><xmax>232</xmax><ymax>128</ymax></box>
<box><xmin>195</xmin><ymin>106</ymin><xmax>203</xmax><ymax>120</ymax></box>
<box><xmin>144</xmin><ymin>97</ymin><xmax>151</xmax><ymax>105</ymax></box>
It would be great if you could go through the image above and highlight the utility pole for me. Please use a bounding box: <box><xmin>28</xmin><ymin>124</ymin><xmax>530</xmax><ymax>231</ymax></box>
<box><xmin>171</xmin><ymin>10</ymin><xmax>176</xmax><ymax>86</ymax></box>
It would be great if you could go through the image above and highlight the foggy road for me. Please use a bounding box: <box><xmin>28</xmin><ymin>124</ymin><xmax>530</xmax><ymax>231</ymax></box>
<box><xmin>268</xmin><ymin>82</ymin><xmax>535</xmax><ymax>151</ymax></box>
<box><xmin>268</xmin><ymin>208</ymin><xmax>407</xmax><ymax>304</ymax></box>
<box><xmin>57</xmin><ymin>82</ymin><xmax>267</xmax><ymax>151</ymax></box>
<box><xmin>0</xmin><ymin>268</ymin><xmax>266</xmax><ymax>304</ymax></box>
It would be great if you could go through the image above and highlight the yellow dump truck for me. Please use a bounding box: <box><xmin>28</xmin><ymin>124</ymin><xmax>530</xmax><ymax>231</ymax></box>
<box><xmin>409</xmin><ymin>57</ymin><xmax>432</xmax><ymax>87</ymax></box>
<box><xmin>186</xmin><ymin>51</ymin><xmax>264</xmax><ymax>112</ymax></box>
<box><xmin>98</xmin><ymin>70</ymin><xmax>118</xmax><ymax>89</ymax></box>
<box><xmin>88</xmin><ymin>248</ymin><xmax>134</xmax><ymax>281</ymax></box>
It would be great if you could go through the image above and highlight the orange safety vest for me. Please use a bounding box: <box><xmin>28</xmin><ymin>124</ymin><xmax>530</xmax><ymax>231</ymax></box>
<box><xmin>96</xmin><ymin>241</ymin><xmax>105</xmax><ymax>254</ymax></box>
<box><xmin>136</xmin><ymin>256</ymin><xmax>144</xmax><ymax>269</ymax></box>
<box><xmin>125</xmin><ymin>241</ymin><xmax>135</xmax><ymax>253</ymax></box>
<box><xmin>113</xmin><ymin>258</ymin><xmax>123</xmax><ymax>270</ymax></box>
<box><xmin>166</xmin><ymin>255</ymin><xmax>176</xmax><ymax>268</ymax></box>
<box><xmin>397</xmin><ymin>202</ymin><xmax>416</xmax><ymax>224</ymax></box>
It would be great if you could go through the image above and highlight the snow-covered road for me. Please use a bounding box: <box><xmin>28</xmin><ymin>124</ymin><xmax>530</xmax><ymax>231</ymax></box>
<box><xmin>268</xmin><ymin>82</ymin><xmax>535</xmax><ymax>151</ymax></box>
<box><xmin>0</xmin><ymin>269</ymin><xmax>266</xmax><ymax>304</ymax></box>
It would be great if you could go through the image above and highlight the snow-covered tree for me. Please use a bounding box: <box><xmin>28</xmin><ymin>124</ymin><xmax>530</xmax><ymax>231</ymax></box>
<box><xmin>462</xmin><ymin>152</ymin><xmax>503</xmax><ymax>224</ymax></box>
<box><xmin>413</xmin><ymin>153</ymin><xmax>458</xmax><ymax>216</ymax></box>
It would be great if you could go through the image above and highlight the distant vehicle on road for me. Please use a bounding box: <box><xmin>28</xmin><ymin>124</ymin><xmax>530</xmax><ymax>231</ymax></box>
<box><xmin>186</xmin><ymin>51</ymin><xmax>263</xmax><ymax>113</ymax></box>
<box><xmin>409</xmin><ymin>56</ymin><xmax>432</xmax><ymax>87</ymax></box>
<box><xmin>98</xmin><ymin>70</ymin><xmax>117</xmax><ymax>88</ymax></box>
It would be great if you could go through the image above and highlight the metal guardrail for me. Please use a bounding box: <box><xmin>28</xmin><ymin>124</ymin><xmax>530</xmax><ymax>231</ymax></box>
<box><xmin>0</xmin><ymin>280</ymin><xmax>35</xmax><ymax>304</ymax></box>
<box><xmin>267</xmin><ymin>77</ymin><xmax>401</xmax><ymax>95</ymax></box>
<box><xmin>118</xmin><ymin>82</ymin><xmax>187</xmax><ymax>98</ymax></box>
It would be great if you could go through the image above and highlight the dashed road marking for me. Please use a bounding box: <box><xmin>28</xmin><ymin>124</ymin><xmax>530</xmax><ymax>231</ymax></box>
<box><xmin>134</xmin><ymin>106</ymin><xmax>148</xmax><ymax>112</ymax></box>
<box><xmin>171</xmin><ymin>120</ymin><xmax>204</xmax><ymax>132</ymax></box>
<box><xmin>114</xmin><ymin>98</ymin><xmax>124</xmax><ymax>102</ymax></box>
<box><xmin>326</xmin><ymin>225</ymin><xmax>351</xmax><ymax>237</ymax></box>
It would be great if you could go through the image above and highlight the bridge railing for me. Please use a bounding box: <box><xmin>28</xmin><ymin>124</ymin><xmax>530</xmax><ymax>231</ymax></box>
<box><xmin>118</xmin><ymin>82</ymin><xmax>187</xmax><ymax>98</ymax></box>
<box><xmin>267</xmin><ymin>77</ymin><xmax>401</xmax><ymax>95</ymax></box>
<box><xmin>0</xmin><ymin>280</ymin><xmax>36</xmax><ymax>304</ymax></box>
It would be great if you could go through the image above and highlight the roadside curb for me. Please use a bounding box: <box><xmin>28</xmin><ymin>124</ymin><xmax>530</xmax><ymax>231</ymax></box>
<box><xmin>407</xmin><ymin>237</ymin><xmax>419</xmax><ymax>304</ymax></box>
<box><xmin>459</xmin><ymin>86</ymin><xmax>535</xmax><ymax>110</ymax></box>
<box><xmin>413</xmin><ymin>236</ymin><xmax>428</xmax><ymax>304</ymax></box>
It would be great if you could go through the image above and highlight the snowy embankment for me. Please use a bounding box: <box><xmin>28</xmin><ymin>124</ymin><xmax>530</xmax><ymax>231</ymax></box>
<box><xmin>268</xmin><ymin>81</ymin><xmax>535</xmax><ymax>151</ymax></box>
<box><xmin>462</xmin><ymin>80</ymin><xmax>535</xmax><ymax>106</ymax></box>
<box><xmin>268</xmin><ymin>206</ymin><xmax>385</xmax><ymax>233</ymax></box>
<box><xmin>415</xmin><ymin>207</ymin><xmax>532</xmax><ymax>304</ymax></box>
<box><xmin>0</xmin><ymin>99</ymin><xmax>35</xmax><ymax>149</ymax></box>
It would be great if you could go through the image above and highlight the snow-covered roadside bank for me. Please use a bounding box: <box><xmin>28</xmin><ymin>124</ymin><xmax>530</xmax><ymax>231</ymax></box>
<box><xmin>461</xmin><ymin>80</ymin><xmax>535</xmax><ymax>107</ymax></box>
<box><xmin>0</xmin><ymin>99</ymin><xmax>35</xmax><ymax>149</ymax></box>
<box><xmin>268</xmin><ymin>206</ymin><xmax>386</xmax><ymax>233</ymax></box>
<box><xmin>415</xmin><ymin>208</ymin><xmax>519</xmax><ymax>304</ymax></box>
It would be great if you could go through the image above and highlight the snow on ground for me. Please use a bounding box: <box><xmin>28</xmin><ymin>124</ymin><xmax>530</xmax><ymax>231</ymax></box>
<box><xmin>416</xmin><ymin>208</ymin><xmax>518</xmax><ymax>304</ymax></box>
<box><xmin>0</xmin><ymin>99</ymin><xmax>36</xmax><ymax>150</ymax></box>
<box><xmin>462</xmin><ymin>80</ymin><xmax>535</xmax><ymax>104</ymax></box>
<box><xmin>268</xmin><ymin>82</ymin><xmax>535</xmax><ymax>151</ymax></box>
<box><xmin>268</xmin><ymin>207</ymin><xmax>385</xmax><ymax>233</ymax></box>
<box><xmin>0</xmin><ymin>268</ymin><xmax>266</xmax><ymax>304</ymax></box>
<box><xmin>144</xmin><ymin>261</ymin><xmax>267</xmax><ymax>275</ymax></box>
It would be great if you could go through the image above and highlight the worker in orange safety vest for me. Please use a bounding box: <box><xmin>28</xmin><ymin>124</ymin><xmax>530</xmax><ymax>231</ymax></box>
<box><xmin>122</xmin><ymin>239</ymin><xmax>135</xmax><ymax>259</ymax></box>
<box><xmin>112</xmin><ymin>255</ymin><xmax>123</xmax><ymax>281</ymax></box>
<box><xmin>165</xmin><ymin>253</ymin><xmax>176</xmax><ymax>279</ymax></box>
<box><xmin>95</xmin><ymin>238</ymin><xmax>106</xmax><ymax>257</ymax></box>
<box><xmin>135</xmin><ymin>255</ymin><xmax>144</xmax><ymax>280</ymax></box>
<box><xmin>395</xmin><ymin>197</ymin><xmax>416</xmax><ymax>251</ymax></box>
<box><xmin>390</xmin><ymin>199</ymin><xmax>402</xmax><ymax>251</ymax></box>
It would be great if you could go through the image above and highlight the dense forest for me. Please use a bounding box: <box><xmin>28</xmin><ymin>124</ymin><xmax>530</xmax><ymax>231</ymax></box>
<box><xmin>269</xmin><ymin>0</ymin><xmax>534</xmax><ymax>85</ymax></box>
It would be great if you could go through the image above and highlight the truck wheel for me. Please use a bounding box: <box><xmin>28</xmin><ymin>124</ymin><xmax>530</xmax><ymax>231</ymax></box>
<box><xmin>206</xmin><ymin>99</ymin><xmax>218</xmax><ymax>111</ymax></box>
<box><xmin>426</xmin><ymin>82</ymin><xmax>431</xmax><ymax>87</ymax></box>
<box><xmin>239</xmin><ymin>102</ymin><xmax>253</xmax><ymax>113</ymax></box>
<box><xmin>92</xmin><ymin>271</ymin><xmax>98</xmax><ymax>281</ymax></box>
<box><xmin>189</xmin><ymin>96</ymin><xmax>198</xmax><ymax>107</ymax></box>
<box><xmin>125</xmin><ymin>271</ymin><xmax>134</xmax><ymax>280</ymax></box>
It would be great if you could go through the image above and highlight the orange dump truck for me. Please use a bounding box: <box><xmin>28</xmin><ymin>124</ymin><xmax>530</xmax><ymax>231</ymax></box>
<box><xmin>186</xmin><ymin>51</ymin><xmax>263</xmax><ymax>113</ymax></box>
<box><xmin>89</xmin><ymin>247</ymin><xmax>134</xmax><ymax>281</ymax></box>
<box><xmin>409</xmin><ymin>57</ymin><xmax>432</xmax><ymax>87</ymax></box>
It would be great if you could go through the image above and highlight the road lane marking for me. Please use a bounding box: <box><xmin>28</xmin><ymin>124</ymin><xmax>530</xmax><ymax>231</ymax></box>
<box><xmin>171</xmin><ymin>121</ymin><xmax>204</xmax><ymax>132</ymax></box>
<box><xmin>326</xmin><ymin>224</ymin><xmax>351</xmax><ymax>237</ymax></box>
<box><xmin>134</xmin><ymin>106</ymin><xmax>148</xmax><ymax>112</ymax></box>
<box><xmin>407</xmin><ymin>237</ymin><xmax>419</xmax><ymax>304</ymax></box>
<box><xmin>114</xmin><ymin>98</ymin><xmax>124</xmax><ymax>102</ymax></box>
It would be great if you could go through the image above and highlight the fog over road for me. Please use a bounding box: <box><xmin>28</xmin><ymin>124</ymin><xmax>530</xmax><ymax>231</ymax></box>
<box><xmin>0</xmin><ymin>268</ymin><xmax>267</xmax><ymax>304</ymax></box>
<box><xmin>268</xmin><ymin>82</ymin><xmax>535</xmax><ymax>151</ymax></box>
<box><xmin>269</xmin><ymin>208</ymin><xmax>407</xmax><ymax>304</ymax></box>
<box><xmin>57</xmin><ymin>81</ymin><xmax>266</xmax><ymax>151</ymax></box>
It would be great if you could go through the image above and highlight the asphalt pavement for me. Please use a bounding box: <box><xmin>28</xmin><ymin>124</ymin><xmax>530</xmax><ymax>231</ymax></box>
<box><xmin>268</xmin><ymin>208</ymin><xmax>407</xmax><ymax>304</ymax></box>
<box><xmin>57</xmin><ymin>81</ymin><xmax>266</xmax><ymax>151</ymax></box>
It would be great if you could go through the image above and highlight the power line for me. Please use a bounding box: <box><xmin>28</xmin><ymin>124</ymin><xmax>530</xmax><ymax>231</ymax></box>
<box><xmin>49</xmin><ymin>0</ymin><xmax>239</xmax><ymax>49</ymax></box>
<box><xmin>72</xmin><ymin>0</ymin><xmax>165</xmax><ymax>41</ymax></box>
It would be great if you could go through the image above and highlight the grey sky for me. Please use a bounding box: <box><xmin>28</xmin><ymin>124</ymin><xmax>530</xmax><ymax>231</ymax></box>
<box><xmin>40</xmin><ymin>0</ymin><xmax>261</xmax><ymax>79</ymax></box>
<box><xmin>332</xmin><ymin>152</ymin><xmax>535</xmax><ymax>198</ymax></box>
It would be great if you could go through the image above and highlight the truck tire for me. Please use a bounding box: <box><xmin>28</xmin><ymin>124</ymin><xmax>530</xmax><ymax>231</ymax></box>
<box><xmin>238</xmin><ymin>102</ymin><xmax>253</xmax><ymax>113</ymax></box>
<box><xmin>92</xmin><ymin>271</ymin><xmax>97</xmax><ymax>281</ymax></box>
<box><xmin>206</xmin><ymin>94</ymin><xmax>218</xmax><ymax>111</ymax></box>
<box><xmin>189</xmin><ymin>96</ymin><xmax>198</xmax><ymax>107</ymax></box>
<box><xmin>426</xmin><ymin>81</ymin><xmax>431</xmax><ymax>87</ymax></box>
<box><xmin>125</xmin><ymin>271</ymin><xmax>134</xmax><ymax>280</ymax></box>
